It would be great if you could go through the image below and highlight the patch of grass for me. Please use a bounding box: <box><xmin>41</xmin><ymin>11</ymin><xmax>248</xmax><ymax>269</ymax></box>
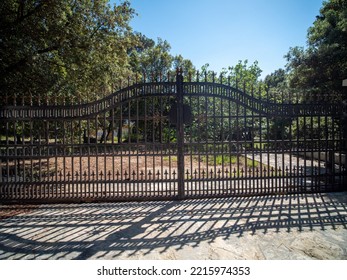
<box><xmin>215</xmin><ymin>155</ymin><xmax>238</xmax><ymax>165</ymax></box>
<box><xmin>245</xmin><ymin>158</ymin><xmax>260</xmax><ymax>168</ymax></box>
<box><xmin>198</xmin><ymin>154</ymin><xmax>262</xmax><ymax>170</ymax></box>
<box><xmin>0</xmin><ymin>135</ymin><xmax>14</xmax><ymax>141</ymax></box>
<box><xmin>163</xmin><ymin>156</ymin><xmax>177</xmax><ymax>162</ymax></box>
<box><xmin>198</xmin><ymin>155</ymin><xmax>238</xmax><ymax>165</ymax></box>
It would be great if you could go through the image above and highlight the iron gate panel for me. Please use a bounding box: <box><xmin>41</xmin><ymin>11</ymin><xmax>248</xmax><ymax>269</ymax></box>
<box><xmin>0</xmin><ymin>72</ymin><xmax>346</xmax><ymax>202</ymax></box>
<box><xmin>0</xmin><ymin>82</ymin><xmax>182</xmax><ymax>201</ymax></box>
<box><xmin>181</xmin><ymin>82</ymin><xmax>345</xmax><ymax>198</ymax></box>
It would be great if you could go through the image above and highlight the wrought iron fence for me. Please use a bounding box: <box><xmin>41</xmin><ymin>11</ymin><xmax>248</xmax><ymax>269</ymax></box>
<box><xmin>0</xmin><ymin>71</ymin><xmax>346</xmax><ymax>202</ymax></box>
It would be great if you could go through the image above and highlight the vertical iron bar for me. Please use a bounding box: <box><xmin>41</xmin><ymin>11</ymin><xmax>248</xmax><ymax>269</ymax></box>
<box><xmin>288</xmin><ymin>115</ymin><xmax>292</xmax><ymax>194</ymax></box>
<box><xmin>21</xmin><ymin>119</ymin><xmax>25</xmax><ymax>198</ymax></box>
<box><xmin>324</xmin><ymin>114</ymin><xmax>329</xmax><ymax>190</ymax></box>
<box><xmin>144</xmin><ymin>97</ymin><xmax>147</xmax><ymax>195</ymax></box>
<box><xmin>303</xmin><ymin>115</ymin><xmax>307</xmax><ymax>191</ymax></box>
<box><xmin>310</xmin><ymin>114</ymin><xmax>314</xmax><ymax>191</ymax></box>
<box><xmin>343</xmin><ymin>86</ymin><xmax>347</xmax><ymax>190</ymax></box>
<box><xmin>296</xmin><ymin>94</ymin><xmax>300</xmax><ymax>192</ymax></box>
<box><xmin>63</xmin><ymin>119</ymin><xmax>66</xmax><ymax>199</ymax></box>
<box><xmin>317</xmin><ymin>115</ymin><xmax>322</xmax><ymax>190</ymax></box>
<box><xmin>213</xmin><ymin>94</ymin><xmax>216</xmax><ymax>195</ymax></box>
<box><xmin>259</xmin><ymin>116</ymin><xmax>263</xmax><ymax>194</ymax></box>
<box><xmin>266</xmin><ymin>116</ymin><xmax>270</xmax><ymax>194</ymax></box>
<box><xmin>128</xmin><ymin>98</ymin><xmax>132</xmax><ymax>197</ymax></box>
<box><xmin>243</xmin><ymin>105</ymin><xmax>247</xmax><ymax>195</ymax></box>
<box><xmin>331</xmin><ymin>115</ymin><xmax>336</xmax><ymax>189</ymax></box>
<box><xmin>70</xmin><ymin>120</ymin><xmax>74</xmax><ymax>198</ymax></box>
<box><xmin>152</xmin><ymin>96</ymin><xmax>155</xmax><ymax>197</ymax></box>
<box><xmin>205</xmin><ymin>94</ymin><xmax>208</xmax><ymax>197</ymax></box>
<box><xmin>228</xmin><ymin>93</ymin><xmax>232</xmax><ymax>195</ymax></box>
<box><xmin>78</xmin><ymin>119</ymin><xmax>82</xmax><ymax>199</ymax></box>
<box><xmin>103</xmin><ymin>108</ymin><xmax>107</xmax><ymax>198</ymax></box>
<box><xmin>198</xmin><ymin>94</ymin><xmax>202</xmax><ymax>196</ymax></box>
<box><xmin>55</xmin><ymin>120</ymin><xmax>59</xmax><ymax>199</ymax></box>
<box><xmin>220</xmin><ymin>94</ymin><xmax>224</xmax><ymax>195</ymax></box>
<box><xmin>29</xmin><ymin>120</ymin><xmax>34</xmax><ymax>198</ymax></box>
<box><xmin>111</xmin><ymin>108</ymin><xmax>115</xmax><ymax>198</ymax></box>
<box><xmin>176</xmin><ymin>71</ymin><xmax>185</xmax><ymax>199</ymax></box>
<box><xmin>160</xmin><ymin>95</ymin><xmax>164</xmax><ymax>197</ymax></box>
<box><xmin>120</xmin><ymin>103</ymin><xmax>124</xmax><ymax>197</ymax></box>
<box><xmin>95</xmin><ymin>115</ymin><xmax>98</xmax><ymax>198</ymax></box>
<box><xmin>236</xmin><ymin>101</ymin><xmax>240</xmax><ymax>194</ymax></box>
<box><xmin>189</xmin><ymin>88</ymin><xmax>193</xmax><ymax>197</ymax></box>
<box><xmin>136</xmin><ymin>99</ymin><xmax>140</xmax><ymax>198</ymax></box>
<box><xmin>251</xmin><ymin>93</ymin><xmax>256</xmax><ymax>195</ymax></box>
<box><xmin>87</xmin><ymin>119</ymin><xmax>91</xmax><ymax>198</ymax></box>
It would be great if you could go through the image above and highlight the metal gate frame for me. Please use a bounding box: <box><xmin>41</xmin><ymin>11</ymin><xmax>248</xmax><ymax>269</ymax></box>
<box><xmin>0</xmin><ymin>71</ymin><xmax>346</xmax><ymax>203</ymax></box>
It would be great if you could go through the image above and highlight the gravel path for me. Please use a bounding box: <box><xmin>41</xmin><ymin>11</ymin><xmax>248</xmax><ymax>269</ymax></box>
<box><xmin>247</xmin><ymin>152</ymin><xmax>323</xmax><ymax>169</ymax></box>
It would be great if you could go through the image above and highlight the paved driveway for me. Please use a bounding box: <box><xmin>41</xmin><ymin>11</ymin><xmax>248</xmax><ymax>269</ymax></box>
<box><xmin>0</xmin><ymin>192</ymin><xmax>346</xmax><ymax>260</ymax></box>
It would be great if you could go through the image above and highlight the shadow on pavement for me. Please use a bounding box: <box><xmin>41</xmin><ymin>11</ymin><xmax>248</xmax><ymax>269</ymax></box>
<box><xmin>0</xmin><ymin>192</ymin><xmax>346</xmax><ymax>259</ymax></box>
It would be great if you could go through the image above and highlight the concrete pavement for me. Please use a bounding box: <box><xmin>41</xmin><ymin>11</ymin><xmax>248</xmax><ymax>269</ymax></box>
<box><xmin>0</xmin><ymin>192</ymin><xmax>346</xmax><ymax>260</ymax></box>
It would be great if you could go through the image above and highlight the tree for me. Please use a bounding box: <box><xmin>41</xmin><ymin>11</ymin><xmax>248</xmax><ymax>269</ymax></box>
<box><xmin>264</xmin><ymin>68</ymin><xmax>286</xmax><ymax>89</ymax></box>
<box><xmin>282</xmin><ymin>0</ymin><xmax>347</xmax><ymax>142</ymax></box>
<box><xmin>285</xmin><ymin>0</ymin><xmax>347</xmax><ymax>96</ymax></box>
<box><xmin>0</xmin><ymin>0</ymin><xmax>137</xmax><ymax>104</ymax></box>
<box><xmin>129</xmin><ymin>37</ymin><xmax>173</xmax><ymax>81</ymax></box>
<box><xmin>128</xmin><ymin>32</ymin><xmax>155</xmax><ymax>75</ymax></box>
<box><xmin>172</xmin><ymin>55</ymin><xmax>196</xmax><ymax>80</ymax></box>
<box><xmin>195</xmin><ymin>60</ymin><xmax>263</xmax><ymax>91</ymax></box>
<box><xmin>228</xmin><ymin>60</ymin><xmax>262</xmax><ymax>88</ymax></box>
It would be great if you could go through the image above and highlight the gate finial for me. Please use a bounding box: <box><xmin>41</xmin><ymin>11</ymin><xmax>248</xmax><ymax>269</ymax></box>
<box><xmin>176</xmin><ymin>67</ymin><xmax>183</xmax><ymax>76</ymax></box>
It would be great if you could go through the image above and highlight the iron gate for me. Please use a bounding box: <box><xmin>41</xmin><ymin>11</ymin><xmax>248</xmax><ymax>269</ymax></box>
<box><xmin>0</xmin><ymin>71</ymin><xmax>346</xmax><ymax>202</ymax></box>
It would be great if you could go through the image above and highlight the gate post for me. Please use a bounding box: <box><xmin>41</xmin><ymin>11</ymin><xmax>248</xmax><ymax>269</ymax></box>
<box><xmin>342</xmin><ymin>79</ymin><xmax>347</xmax><ymax>190</ymax></box>
<box><xmin>176</xmin><ymin>70</ymin><xmax>185</xmax><ymax>199</ymax></box>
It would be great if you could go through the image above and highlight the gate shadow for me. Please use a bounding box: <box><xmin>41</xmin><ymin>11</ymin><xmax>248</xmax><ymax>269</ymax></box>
<box><xmin>0</xmin><ymin>192</ymin><xmax>346</xmax><ymax>260</ymax></box>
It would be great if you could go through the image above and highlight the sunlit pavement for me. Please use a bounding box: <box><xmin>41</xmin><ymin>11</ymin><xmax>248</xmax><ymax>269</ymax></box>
<box><xmin>0</xmin><ymin>192</ymin><xmax>346</xmax><ymax>260</ymax></box>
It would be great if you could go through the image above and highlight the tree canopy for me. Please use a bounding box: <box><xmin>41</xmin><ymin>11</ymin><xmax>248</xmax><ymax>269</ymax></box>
<box><xmin>1</xmin><ymin>0</ymin><xmax>345</xmax><ymax>104</ymax></box>
<box><xmin>284</xmin><ymin>0</ymin><xmax>347</xmax><ymax>95</ymax></box>
<box><xmin>0</xmin><ymin>0</ymin><xmax>136</xmax><ymax>103</ymax></box>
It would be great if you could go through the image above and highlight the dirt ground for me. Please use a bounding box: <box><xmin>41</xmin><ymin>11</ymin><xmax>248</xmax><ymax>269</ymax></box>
<box><xmin>15</xmin><ymin>154</ymin><xmax>262</xmax><ymax>182</ymax></box>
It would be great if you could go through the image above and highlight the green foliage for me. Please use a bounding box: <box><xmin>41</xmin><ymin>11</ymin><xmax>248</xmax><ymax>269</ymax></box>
<box><xmin>128</xmin><ymin>35</ymin><xmax>196</xmax><ymax>81</ymax></box>
<box><xmin>129</xmin><ymin>37</ymin><xmax>173</xmax><ymax>80</ymax></box>
<box><xmin>1</xmin><ymin>0</ymin><xmax>343</xmax><ymax>109</ymax></box>
<box><xmin>262</xmin><ymin>0</ymin><xmax>347</xmax><ymax>142</ymax></box>
<box><xmin>0</xmin><ymin>0</ymin><xmax>136</xmax><ymax>103</ymax></box>
<box><xmin>197</xmin><ymin>60</ymin><xmax>265</xmax><ymax>98</ymax></box>
<box><xmin>0</xmin><ymin>1</ymin><xmax>265</xmax><ymax>105</ymax></box>
<box><xmin>264</xmin><ymin>68</ymin><xmax>286</xmax><ymax>88</ymax></box>
<box><xmin>172</xmin><ymin>55</ymin><xmax>196</xmax><ymax>81</ymax></box>
<box><xmin>245</xmin><ymin>158</ymin><xmax>259</xmax><ymax>168</ymax></box>
<box><xmin>266</xmin><ymin>117</ymin><xmax>292</xmax><ymax>140</ymax></box>
<box><xmin>263</xmin><ymin>68</ymin><xmax>291</xmax><ymax>102</ymax></box>
<box><xmin>228</xmin><ymin>60</ymin><xmax>262</xmax><ymax>89</ymax></box>
<box><xmin>285</xmin><ymin>0</ymin><xmax>347</xmax><ymax>95</ymax></box>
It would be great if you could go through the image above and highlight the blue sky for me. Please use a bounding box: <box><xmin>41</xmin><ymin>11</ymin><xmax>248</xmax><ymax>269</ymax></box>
<box><xmin>125</xmin><ymin>0</ymin><xmax>324</xmax><ymax>79</ymax></box>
